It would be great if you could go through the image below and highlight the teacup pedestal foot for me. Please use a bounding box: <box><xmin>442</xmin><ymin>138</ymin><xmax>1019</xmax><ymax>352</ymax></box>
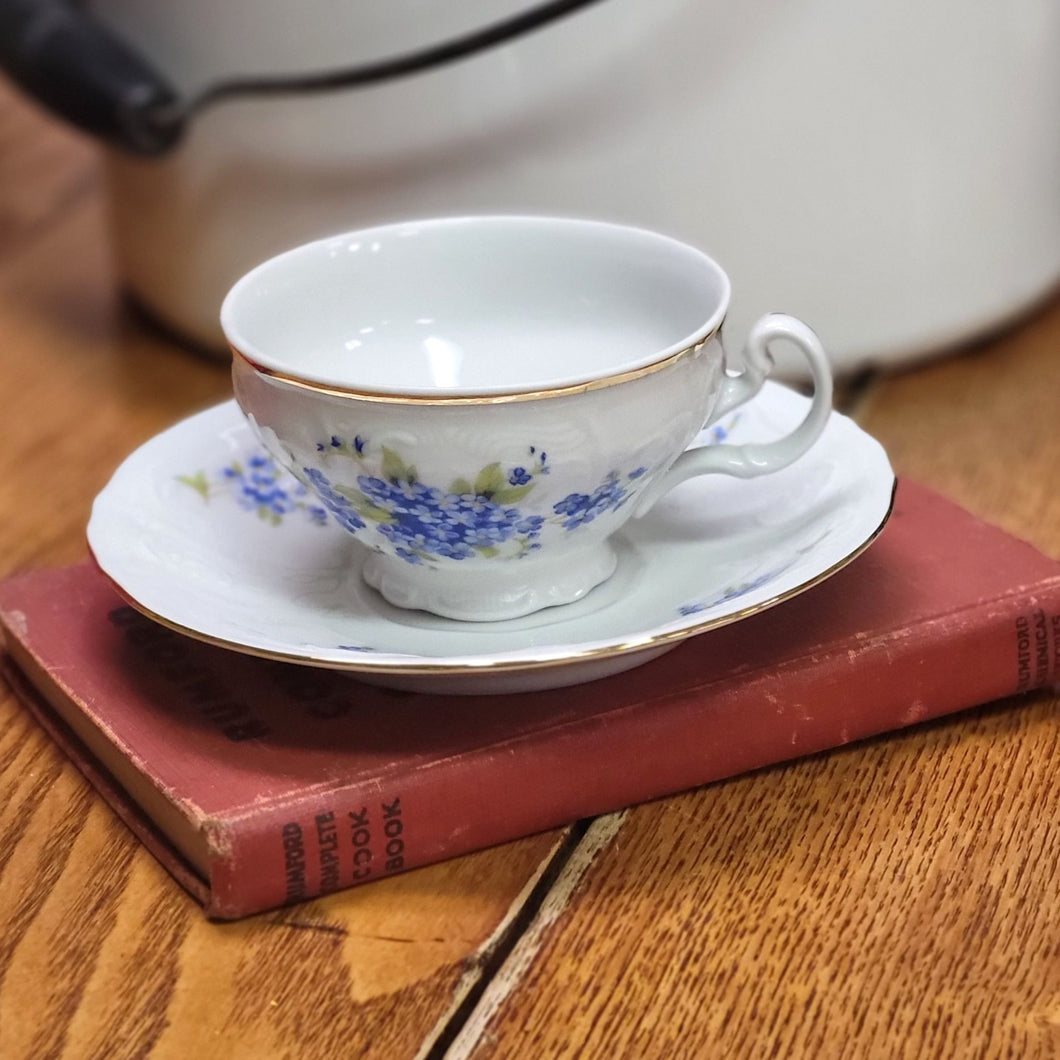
<box><xmin>361</xmin><ymin>542</ymin><xmax>619</xmax><ymax>622</ymax></box>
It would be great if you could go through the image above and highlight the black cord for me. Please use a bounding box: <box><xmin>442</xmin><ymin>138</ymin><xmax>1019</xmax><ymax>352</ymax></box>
<box><xmin>165</xmin><ymin>0</ymin><xmax>608</xmax><ymax>126</ymax></box>
<box><xmin>0</xmin><ymin>0</ymin><xmax>611</xmax><ymax>151</ymax></box>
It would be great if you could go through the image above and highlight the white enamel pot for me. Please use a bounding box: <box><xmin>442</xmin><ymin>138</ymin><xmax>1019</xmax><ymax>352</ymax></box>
<box><xmin>6</xmin><ymin>0</ymin><xmax>1060</xmax><ymax>377</ymax></box>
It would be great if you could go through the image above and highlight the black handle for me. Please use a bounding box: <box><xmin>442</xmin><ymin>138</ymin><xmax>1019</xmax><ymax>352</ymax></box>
<box><xmin>0</xmin><ymin>0</ymin><xmax>606</xmax><ymax>156</ymax></box>
<box><xmin>0</xmin><ymin>0</ymin><xmax>183</xmax><ymax>153</ymax></box>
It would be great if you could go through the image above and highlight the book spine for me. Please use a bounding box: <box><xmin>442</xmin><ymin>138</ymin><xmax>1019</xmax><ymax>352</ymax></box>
<box><xmin>204</xmin><ymin>592</ymin><xmax>1060</xmax><ymax>919</ymax></box>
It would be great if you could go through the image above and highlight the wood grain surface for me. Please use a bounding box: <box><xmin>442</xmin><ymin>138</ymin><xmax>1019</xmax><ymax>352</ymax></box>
<box><xmin>2</xmin><ymin>78</ymin><xmax>1059</xmax><ymax>1059</ymax></box>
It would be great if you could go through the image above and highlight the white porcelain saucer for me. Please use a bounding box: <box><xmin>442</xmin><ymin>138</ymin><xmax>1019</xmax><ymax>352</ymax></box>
<box><xmin>87</xmin><ymin>387</ymin><xmax>894</xmax><ymax>694</ymax></box>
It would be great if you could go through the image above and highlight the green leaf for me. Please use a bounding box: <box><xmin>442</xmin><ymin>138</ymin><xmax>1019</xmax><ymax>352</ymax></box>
<box><xmin>335</xmin><ymin>485</ymin><xmax>395</xmax><ymax>524</ymax></box>
<box><xmin>381</xmin><ymin>446</ymin><xmax>410</xmax><ymax>484</ymax></box>
<box><xmin>473</xmin><ymin>462</ymin><xmax>506</xmax><ymax>497</ymax></box>
<box><xmin>449</xmin><ymin>477</ymin><xmax>474</xmax><ymax>496</ymax></box>
<box><xmin>489</xmin><ymin>483</ymin><xmax>534</xmax><ymax>505</ymax></box>
<box><xmin>474</xmin><ymin>545</ymin><xmax>500</xmax><ymax>558</ymax></box>
<box><xmin>176</xmin><ymin>471</ymin><xmax>210</xmax><ymax>501</ymax></box>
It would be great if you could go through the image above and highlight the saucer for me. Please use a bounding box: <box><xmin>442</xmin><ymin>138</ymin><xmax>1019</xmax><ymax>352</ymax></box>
<box><xmin>87</xmin><ymin>387</ymin><xmax>894</xmax><ymax>694</ymax></box>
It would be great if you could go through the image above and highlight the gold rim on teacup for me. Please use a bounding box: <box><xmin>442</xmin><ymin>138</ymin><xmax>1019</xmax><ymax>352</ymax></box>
<box><xmin>229</xmin><ymin>330</ymin><xmax>719</xmax><ymax>406</ymax></box>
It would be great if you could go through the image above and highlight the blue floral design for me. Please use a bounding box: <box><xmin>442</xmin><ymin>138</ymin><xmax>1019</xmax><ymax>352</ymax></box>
<box><xmin>706</xmin><ymin>412</ymin><xmax>740</xmax><ymax>446</ymax></box>
<box><xmin>293</xmin><ymin>433</ymin><xmax>651</xmax><ymax>565</ymax></box>
<box><xmin>678</xmin><ymin>568</ymin><xmax>782</xmax><ymax>616</ymax></box>
<box><xmin>302</xmin><ymin>467</ymin><xmax>368</xmax><ymax>535</ymax></box>
<box><xmin>359</xmin><ymin>475</ymin><xmax>545</xmax><ymax>563</ymax></box>
<box><xmin>552</xmin><ymin>467</ymin><xmax>647</xmax><ymax>529</ymax></box>
<box><xmin>178</xmin><ymin>454</ymin><xmax>328</xmax><ymax>527</ymax></box>
<box><xmin>317</xmin><ymin>434</ymin><xmax>366</xmax><ymax>456</ymax></box>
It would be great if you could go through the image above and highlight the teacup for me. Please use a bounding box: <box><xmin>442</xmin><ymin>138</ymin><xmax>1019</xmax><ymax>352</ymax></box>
<box><xmin>223</xmin><ymin>216</ymin><xmax>833</xmax><ymax>621</ymax></box>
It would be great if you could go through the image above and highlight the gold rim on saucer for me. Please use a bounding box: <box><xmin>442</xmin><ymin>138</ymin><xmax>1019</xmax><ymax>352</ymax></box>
<box><xmin>94</xmin><ymin>479</ymin><xmax>894</xmax><ymax>678</ymax></box>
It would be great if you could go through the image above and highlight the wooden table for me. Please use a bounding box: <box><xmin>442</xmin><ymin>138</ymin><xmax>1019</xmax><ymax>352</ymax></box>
<box><xmin>2</xmin><ymin>81</ymin><xmax>1058</xmax><ymax>1059</ymax></box>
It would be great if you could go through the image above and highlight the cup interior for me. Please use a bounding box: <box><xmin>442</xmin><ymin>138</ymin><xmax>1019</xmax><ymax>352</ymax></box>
<box><xmin>221</xmin><ymin>216</ymin><xmax>730</xmax><ymax>396</ymax></box>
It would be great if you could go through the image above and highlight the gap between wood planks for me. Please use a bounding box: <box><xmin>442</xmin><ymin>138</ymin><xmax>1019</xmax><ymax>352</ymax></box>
<box><xmin>415</xmin><ymin>814</ymin><xmax>628</xmax><ymax>1060</ymax></box>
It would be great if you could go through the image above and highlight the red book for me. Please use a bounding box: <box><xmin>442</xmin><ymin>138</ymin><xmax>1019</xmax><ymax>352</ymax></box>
<box><xmin>2</xmin><ymin>480</ymin><xmax>1059</xmax><ymax>919</ymax></box>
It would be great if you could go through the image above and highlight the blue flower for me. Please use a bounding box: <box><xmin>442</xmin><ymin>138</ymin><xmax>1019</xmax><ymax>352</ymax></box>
<box><xmin>345</xmin><ymin>472</ymin><xmax>545</xmax><ymax>563</ymax></box>
<box><xmin>207</xmin><ymin>453</ymin><xmax>331</xmax><ymax>527</ymax></box>
<box><xmin>230</xmin><ymin>459</ymin><xmax>301</xmax><ymax>514</ymax></box>
<box><xmin>301</xmin><ymin>466</ymin><xmax>367</xmax><ymax>531</ymax></box>
<box><xmin>677</xmin><ymin>568</ymin><xmax>784</xmax><ymax>617</ymax></box>
<box><xmin>553</xmin><ymin>471</ymin><xmax>632</xmax><ymax>530</ymax></box>
<box><xmin>509</xmin><ymin>467</ymin><xmax>532</xmax><ymax>487</ymax></box>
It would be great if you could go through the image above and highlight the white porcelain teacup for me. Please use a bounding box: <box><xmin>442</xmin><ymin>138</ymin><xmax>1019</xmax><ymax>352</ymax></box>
<box><xmin>223</xmin><ymin>216</ymin><xmax>833</xmax><ymax>621</ymax></box>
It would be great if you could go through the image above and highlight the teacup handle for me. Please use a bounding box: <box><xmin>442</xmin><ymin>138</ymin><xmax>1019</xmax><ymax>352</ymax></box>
<box><xmin>635</xmin><ymin>313</ymin><xmax>833</xmax><ymax>517</ymax></box>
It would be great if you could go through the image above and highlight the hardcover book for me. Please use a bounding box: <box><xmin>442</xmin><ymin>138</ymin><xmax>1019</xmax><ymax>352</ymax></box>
<box><xmin>1</xmin><ymin>480</ymin><xmax>1058</xmax><ymax>919</ymax></box>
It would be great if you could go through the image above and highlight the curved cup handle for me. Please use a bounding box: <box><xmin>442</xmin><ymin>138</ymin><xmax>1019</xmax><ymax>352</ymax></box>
<box><xmin>634</xmin><ymin>313</ymin><xmax>834</xmax><ymax>517</ymax></box>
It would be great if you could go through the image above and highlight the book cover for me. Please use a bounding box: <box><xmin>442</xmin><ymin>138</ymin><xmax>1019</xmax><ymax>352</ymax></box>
<box><xmin>1</xmin><ymin>479</ymin><xmax>1058</xmax><ymax>919</ymax></box>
